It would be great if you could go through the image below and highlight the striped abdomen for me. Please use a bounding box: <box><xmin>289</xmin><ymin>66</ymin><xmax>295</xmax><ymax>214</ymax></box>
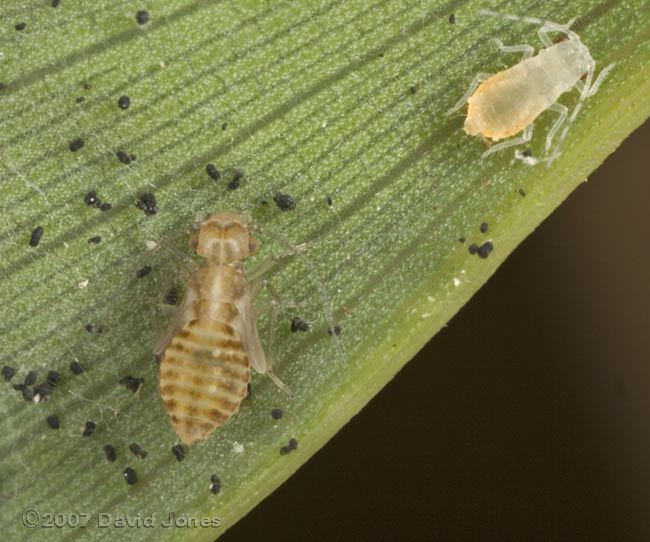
<box><xmin>159</xmin><ymin>316</ymin><xmax>250</xmax><ymax>444</ymax></box>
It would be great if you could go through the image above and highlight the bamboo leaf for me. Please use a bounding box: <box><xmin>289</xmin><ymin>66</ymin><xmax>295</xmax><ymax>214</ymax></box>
<box><xmin>1</xmin><ymin>1</ymin><xmax>648</xmax><ymax>541</ymax></box>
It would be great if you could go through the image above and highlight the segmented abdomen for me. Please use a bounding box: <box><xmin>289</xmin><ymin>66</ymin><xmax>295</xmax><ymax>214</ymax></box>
<box><xmin>159</xmin><ymin>317</ymin><xmax>250</xmax><ymax>444</ymax></box>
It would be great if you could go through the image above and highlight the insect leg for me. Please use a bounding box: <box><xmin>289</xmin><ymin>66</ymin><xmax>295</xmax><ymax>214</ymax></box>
<box><xmin>544</xmin><ymin>102</ymin><xmax>569</xmax><ymax>152</ymax></box>
<box><xmin>585</xmin><ymin>63</ymin><xmax>616</xmax><ymax>97</ymax></box>
<box><xmin>546</xmin><ymin>58</ymin><xmax>597</xmax><ymax>164</ymax></box>
<box><xmin>246</xmin><ymin>241</ymin><xmax>312</xmax><ymax>284</ymax></box>
<box><xmin>252</xmin><ymin>226</ymin><xmax>346</xmax><ymax>365</ymax></box>
<box><xmin>246</xmin><ymin>277</ymin><xmax>289</xmax><ymax>393</ymax></box>
<box><xmin>494</xmin><ymin>38</ymin><xmax>534</xmax><ymax>60</ymax></box>
<box><xmin>445</xmin><ymin>73</ymin><xmax>493</xmax><ymax>117</ymax></box>
<box><xmin>482</xmin><ymin>123</ymin><xmax>533</xmax><ymax>158</ymax></box>
<box><xmin>537</xmin><ymin>26</ymin><xmax>554</xmax><ymax>48</ymax></box>
<box><xmin>261</xmin><ymin>282</ymin><xmax>289</xmax><ymax>393</ymax></box>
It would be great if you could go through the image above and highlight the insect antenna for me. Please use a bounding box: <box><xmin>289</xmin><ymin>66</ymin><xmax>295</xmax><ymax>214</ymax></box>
<box><xmin>477</xmin><ymin>9</ymin><xmax>579</xmax><ymax>41</ymax></box>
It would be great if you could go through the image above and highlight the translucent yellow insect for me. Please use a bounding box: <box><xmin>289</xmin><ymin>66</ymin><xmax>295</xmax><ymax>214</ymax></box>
<box><xmin>446</xmin><ymin>10</ymin><xmax>615</xmax><ymax>165</ymax></box>
<box><xmin>156</xmin><ymin>212</ymin><xmax>285</xmax><ymax>445</ymax></box>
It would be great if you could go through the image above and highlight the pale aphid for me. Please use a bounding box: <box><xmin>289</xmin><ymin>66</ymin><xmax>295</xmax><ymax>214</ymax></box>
<box><xmin>156</xmin><ymin>212</ymin><xmax>286</xmax><ymax>445</ymax></box>
<box><xmin>446</xmin><ymin>10</ymin><xmax>615</xmax><ymax>165</ymax></box>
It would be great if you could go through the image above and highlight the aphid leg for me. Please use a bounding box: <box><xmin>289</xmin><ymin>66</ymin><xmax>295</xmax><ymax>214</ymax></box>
<box><xmin>537</xmin><ymin>25</ymin><xmax>554</xmax><ymax>47</ymax></box>
<box><xmin>493</xmin><ymin>38</ymin><xmax>534</xmax><ymax>60</ymax></box>
<box><xmin>544</xmin><ymin>102</ymin><xmax>568</xmax><ymax>152</ymax></box>
<box><xmin>547</xmin><ymin>58</ymin><xmax>598</xmax><ymax>164</ymax></box>
<box><xmin>445</xmin><ymin>73</ymin><xmax>493</xmax><ymax>116</ymax></box>
<box><xmin>483</xmin><ymin>123</ymin><xmax>533</xmax><ymax>158</ymax></box>
<box><xmin>585</xmin><ymin>62</ymin><xmax>616</xmax><ymax>97</ymax></box>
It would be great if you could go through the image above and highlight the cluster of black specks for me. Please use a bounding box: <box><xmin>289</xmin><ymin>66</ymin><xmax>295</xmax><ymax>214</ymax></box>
<box><xmin>52</xmin><ymin>0</ymin><xmax>61</xmax><ymax>7</ymax></box>
<box><xmin>129</xmin><ymin>443</ymin><xmax>148</xmax><ymax>459</ymax></box>
<box><xmin>124</xmin><ymin>467</ymin><xmax>138</xmax><ymax>485</ymax></box>
<box><xmin>5</xmin><ymin>368</ymin><xmax>59</xmax><ymax>404</ymax></box>
<box><xmin>290</xmin><ymin>316</ymin><xmax>309</xmax><ymax>333</ymax></box>
<box><xmin>458</xmin><ymin>237</ymin><xmax>466</xmax><ymax>244</ymax></box>
<box><xmin>410</xmin><ymin>86</ymin><xmax>417</xmax><ymax>94</ymax></box>
<box><xmin>103</xmin><ymin>444</ymin><xmax>117</xmax><ymax>462</ymax></box>
<box><xmin>83</xmin><ymin>82</ymin><xmax>91</xmax><ymax>90</ymax></box>
<box><xmin>117</xmin><ymin>95</ymin><xmax>131</xmax><ymax>110</ymax></box>
<box><xmin>221</xmin><ymin>122</ymin><xmax>228</xmax><ymax>131</ymax></box>
<box><xmin>85</xmin><ymin>323</ymin><xmax>103</xmax><ymax>334</ymax></box>
<box><xmin>468</xmin><ymin>241</ymin><xmax>494</xmax><ymax>259</ymax></box>
<box><xmin>136</xmin><ymin>192</ymin><xmax>158</xmax><ymax>215</ymax></box>
<box><xmin>206</xmin><ymin>163</ymin><xmax>221</xmax><ymax>181</ymax></box>
<box><xmin>280</xmin><ymin>437</ymin><xmax>298</xmax><ymax>455</ymax></box>
<box><xmin>29</xmin><ymin>226</ymin><xmax>44</xmax><ymax>247</ymax></box>
<box><xmin>227</xmin><ymin>168</ymin><xmax>242</xmax><ymax>191</ymax></box>
<box><xmin>116</xmin><ymin>149</ymin><xmax>135</xmax><ymax>165</ymax></box>
<box><xmin>449</xmin><ymin>14</ymin><xmax>456</xmax><ymax>24</ymax></box>
<box><xmin>326</xmin><ymin>195</ymin><xmax>333</xmax><ymax>207</ymax></box>
<box><xmin>136</xmin><ymin>265</ymin><xmax>152</xmax><ymax>278</ymax></box>
<box><xmin>15</xmin><ymin>22</ymin><xmax>26</xmax><ymax>31</ymax></box>
<box><xmin>82</xmin><ymin>420</ymin><xmax>96</xmax><ymax>437</ymax></box>
<box><xmin>88</xmin><ymin>236</ymin><xmax>101</xmax><ymax>244</ymax></box>
<box><xmin>271</xmin><ymin>408</ymin><xmax>283</xmax><ymax>420</ymax></box>
<box><xmin>522</xmin><ymin>149</ymin><xmax>533</xmax><ymax>158</ymax></box>
<box><xmin>273</xmin><ymin>192</ymin><xmax>296</xmax><ymax>212</ymax></box>
<box><xmin>69</xmin><ymin>360</ymin><xmax>84</xmax><ymax>374</ymax></box>
<box><xmin>480</xmin><ymin>222</ymin><xmax>489</xmax><ymax>233</ymax></box>
<box><xmin>2</xmin><ymin>366</ymin><xmax>15</xmax><ymax>382</ymax></box>
<box><xmin>46</xmin><ymin>414</ymin><xmax>60</xmax><ymax>430</ymax></box>
<box><xmin>518</xmin><ymin>188</ymin><xmax>526</xmax><ymax>197</ymax></box>
<box><xmin>119</xmin><ymin>375</ymin><xmax>144</xmax><ymax>393</ymax></box>
<box><xmin>327</xmin><ymin>325</ymin><xmax>342</xmax><ymax>336</ymax></box>
<box><xmin>477</xmin><ymin>241</ymin><xmax>493</xmax><ymax>259</ymax></box>
<box><xmin>209</xmin><ymin>474</ymin><xmax>221</xmax><ymax>495</ymax></box>
<box><xmin>69</xmin><ymin>138</ymin><xmax>84</xmax><ymax>152</ymax></box>
<box><xmin>171</xmin><ymin>444</ymin><xmax>186</xmax><ymax>462</ymax></box>
<box><xmin>135</xmin><ymin>10</ymin><xmax>150</xmax><ymax>25</ymax></box>
<box><xmin>83</xmin><ymin>190</ymin><xmax>112</xmax><ymax>211</ymax></box>
<box><xmin>76</xmin><ymin>96</ymin><xmax>85</xmax><ymax>104</ymax></box>
<box><xmin>164</xmin><ymin>287</ymin><xmax>179</xmax><ymax>306</ymax></box>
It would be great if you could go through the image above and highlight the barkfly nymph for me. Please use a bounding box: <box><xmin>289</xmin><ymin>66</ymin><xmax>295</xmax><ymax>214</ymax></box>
<box><xmin>156</xmin><ymin>212</ymin><xmax>291</xmax><ymax>445</ymax></box>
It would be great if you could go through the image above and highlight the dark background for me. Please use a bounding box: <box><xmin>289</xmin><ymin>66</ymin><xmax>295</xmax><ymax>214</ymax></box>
<box><xmin>227</xmin><ymin>119</ymin><xmax>650</xmax><ymax>542</ymax></box>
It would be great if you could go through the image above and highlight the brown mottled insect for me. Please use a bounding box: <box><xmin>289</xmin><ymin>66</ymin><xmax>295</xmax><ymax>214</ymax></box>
<box><xmin>156</xmin><ymin>212</ymin><xmax>285</xmax><ymax>445</ymax></box>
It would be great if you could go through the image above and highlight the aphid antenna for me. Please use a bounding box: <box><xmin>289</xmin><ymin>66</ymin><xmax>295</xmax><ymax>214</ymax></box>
<box><xmin>478</xmin><ymin>9</ymin><xmax>579</xmax><ymax>42</ymax></box>
<box><xmin>252</xmin><ymin>223</ymin><xmax>347</xmax><ymax>366</ymax></box>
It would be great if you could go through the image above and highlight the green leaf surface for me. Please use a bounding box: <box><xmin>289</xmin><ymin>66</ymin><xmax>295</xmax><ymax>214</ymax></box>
<box><xmin>1</xmin><ymin>1</ymin><xmax>648</xmax><ymax>541</ymax></box>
